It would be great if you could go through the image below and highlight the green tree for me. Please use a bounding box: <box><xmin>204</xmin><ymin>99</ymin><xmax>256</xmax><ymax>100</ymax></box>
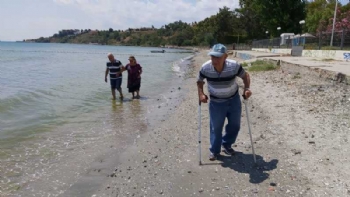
<box><xmin>235</xmin><ymin>0</ymin><xmax>264</xmax><ymax>39</ymax></box>
<box><xmin>204</xmin><ymin>33</ymin><xmax>216</xmax><ymax>47</ymax></box>
<box><xmin>305</xmin><ymin>0</ymin><xmax>336</xmax><ymax>33</ymax></box>
<box><xmin>237</xmin><ymin>0</ymin><xmax>307</xmax><ymax>37</ymax></box>
<box><xmin>214</xmin><ymin>7</ymin><xmax>235</xmax><ymax>43</ymax></box>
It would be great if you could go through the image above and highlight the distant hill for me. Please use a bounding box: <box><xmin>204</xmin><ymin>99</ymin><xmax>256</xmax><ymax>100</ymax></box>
<box><xmin>27</xmin><ymin>24</ymin><xmax>204</xmax><ymax>47</ymax></box>
<box><xmin>28</xmin><ymin>7</ymin><xmax>247</xmax><ymax>47</ymax></box>
<box><xmin>28</xmin><ymin>2</ymin><xmax>347</xmax><ymax>47</ymax></box>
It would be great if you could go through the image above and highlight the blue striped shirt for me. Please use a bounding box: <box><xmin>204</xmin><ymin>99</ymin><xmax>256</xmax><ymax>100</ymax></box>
<box><xmin>197</xmin><ymin>59</ymin><xmax>245</xmax><ymax>102</ymax></box>
<box><xmin>107</xmin><ymin>60</ymin><xmax>123</xmax><ymax>79</ymax></box>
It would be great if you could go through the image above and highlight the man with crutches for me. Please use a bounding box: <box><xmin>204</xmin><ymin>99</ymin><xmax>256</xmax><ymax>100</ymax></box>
<box><xmin>197</xmin><ymin>44</ymin><xmax>252</xmax><ymax>161</ymax></box>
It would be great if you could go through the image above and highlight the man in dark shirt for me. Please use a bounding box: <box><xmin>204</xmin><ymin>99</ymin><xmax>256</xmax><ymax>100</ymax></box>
<box><xmin>105</xmin><ymin>53</ymin><xmax>124</xmax><ymax>100</ymax></box>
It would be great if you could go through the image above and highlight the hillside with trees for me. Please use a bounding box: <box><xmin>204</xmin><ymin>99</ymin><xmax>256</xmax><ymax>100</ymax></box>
<box><xmin>29</xmin><ymin>0</ymin><xmax>350</xmax><ymax>47</ymax></box>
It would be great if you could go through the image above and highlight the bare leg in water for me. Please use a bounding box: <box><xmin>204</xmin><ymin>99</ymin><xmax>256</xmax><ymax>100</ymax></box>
<box><xmin>136</xmin><ymin>90</ymin><xmax>140</xmax><ymax>99</ymax></box>
<box><xmin>117</xmin><ymin>88</ymin><xmax>124</xmax><ymax>100</ymax></box>
<box><xmin>111</xmin><ymin>89</ymin><xmax>116</xmax><ymax>100</ymax></box>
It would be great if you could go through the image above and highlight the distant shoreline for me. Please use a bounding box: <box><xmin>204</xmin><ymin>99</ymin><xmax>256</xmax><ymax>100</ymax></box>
<box><xmin>2</xmin><ymin>41</ymin><xmax>201</xmax><ymax>52</ymax></box>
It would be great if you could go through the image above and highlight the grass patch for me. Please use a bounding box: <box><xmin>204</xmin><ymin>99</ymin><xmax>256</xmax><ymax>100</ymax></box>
<box><xmin>242</xmin><ymin>62</ymin><xmax>248</xmax><ymax>67</ymax></box>
<box><xmin>321</xmin><ymin>46</ymin><xmax>340</xmax><ymax>50</ymax></box>
<box><xmin>304</xmin><ymin>43</ymin><xmax>319</xmax><ymax>50</ymax></box>
<box><xmin>247</xmin><ymin>60</ymin><xmax>279</xmax><ymax>72</ymax></box>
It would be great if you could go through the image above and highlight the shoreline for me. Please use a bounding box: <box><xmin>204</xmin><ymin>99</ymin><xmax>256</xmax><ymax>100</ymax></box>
<box><xmin>0</xmin><ymin>46</ymin><xmax>194</xmax><ymax>196</ymax></box>
<box><xmin>57</xmin><ymin>54</ymin><xmax>198</xmax><ymax>196</ymax></box>
<box><xmin>11</xmin><ymin>41</ymin><xmax>201</xmax><ymax>51</ymax></box>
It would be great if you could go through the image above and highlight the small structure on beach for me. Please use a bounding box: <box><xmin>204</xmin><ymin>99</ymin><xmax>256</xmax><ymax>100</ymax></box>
<box><xmin>280</xmin><ymin>33</ymin><xmax>295</xmax><ymax>45</ymax></box>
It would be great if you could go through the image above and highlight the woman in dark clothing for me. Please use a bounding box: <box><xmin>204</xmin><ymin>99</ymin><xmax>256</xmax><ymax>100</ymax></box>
<box><xmin>125</xmin><ymin>56</ymin><xmax>142</xmax><ymax>99</ymax></box>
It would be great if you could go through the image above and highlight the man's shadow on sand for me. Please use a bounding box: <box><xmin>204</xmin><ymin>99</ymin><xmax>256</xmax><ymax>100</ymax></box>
<box><xmin>203</xmin><ymin>151</ymin><xmax>278</xmax><ymax>184</ymax></box>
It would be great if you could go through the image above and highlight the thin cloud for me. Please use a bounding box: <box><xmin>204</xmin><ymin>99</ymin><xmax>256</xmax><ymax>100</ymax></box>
<box><xmin>53</xmin><ymin>0</ymin><xmax>240</xmax><ymax>29</ymax></box>
<box><xmin>0</xmin><ymin>0</ymin><xmax>240</xmax><ymax>40</ymax></box>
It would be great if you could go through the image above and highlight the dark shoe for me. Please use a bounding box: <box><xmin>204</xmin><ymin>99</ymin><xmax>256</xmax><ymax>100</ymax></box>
<box><xmin>222</xmin><ymin>145</ymin><xmax>235</xmax><ymax>155</ymax></box>
<box><xmin>209</xmin><ymin>153</ymin><xmax>219</xmax><ymax>161</ymax></box>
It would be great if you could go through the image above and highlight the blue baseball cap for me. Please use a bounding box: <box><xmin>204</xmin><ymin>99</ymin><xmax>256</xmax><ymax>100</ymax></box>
<box><xmin>208</xmin><ymin>44</ymin><xmax>227</xmax><ymax>57</ymax></box>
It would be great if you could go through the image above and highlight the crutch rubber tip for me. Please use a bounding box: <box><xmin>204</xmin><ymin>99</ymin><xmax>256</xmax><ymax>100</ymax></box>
<box><xmin>199</xmin><ymin>161</ymin><xmax>202</xmax><ymax>165</ymax></box>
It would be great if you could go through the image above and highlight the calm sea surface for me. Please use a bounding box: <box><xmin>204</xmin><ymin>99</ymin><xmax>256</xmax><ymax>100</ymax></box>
<box><xmin>0</xmin><ymin>42</ymin><xmax>193</xmax><ymax>196</ymax></box>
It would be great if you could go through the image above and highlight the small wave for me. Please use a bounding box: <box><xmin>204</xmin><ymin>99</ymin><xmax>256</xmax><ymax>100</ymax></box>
<box><xmin>0</xmin><ymin>89</ymin><xmax>56</xmax><ymax>109</ymax></box>
<box><xmin>171</xmin><ymin>54</ymin><xmax>194</xmax><ymax>75</ymax></box>
<box><xmin>183</xmin><ymin>54</ymin><xmax>195</xmax><ymax>60</ymax></box>
<box><xmin>172</xmin><ymin>61</ymin><xmax>182</xmax><ymax>73</ymax></box>
<box><xmin>0</xmin><ymin>56</ymin><xmax>41</xmax><ymax>63</ymax></box>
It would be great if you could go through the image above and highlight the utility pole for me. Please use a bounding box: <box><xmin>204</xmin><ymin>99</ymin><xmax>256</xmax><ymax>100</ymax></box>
<box><xmin>330</xmin><ymin>0</ymin><xmax>338</xmax><ymax>46</ymax></box>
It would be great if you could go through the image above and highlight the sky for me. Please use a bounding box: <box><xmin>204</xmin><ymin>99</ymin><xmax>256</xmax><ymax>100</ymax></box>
<box><xmin>0</xmin><ymin>0</ymin><xmax>240</xmax><ymax>41</ymax></box>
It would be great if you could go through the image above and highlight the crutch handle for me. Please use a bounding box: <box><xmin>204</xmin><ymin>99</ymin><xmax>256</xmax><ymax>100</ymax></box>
<box><xmin>199</xmin><ymin>95</ymin><xmax>208</xmax><ymax>106</ymax></box>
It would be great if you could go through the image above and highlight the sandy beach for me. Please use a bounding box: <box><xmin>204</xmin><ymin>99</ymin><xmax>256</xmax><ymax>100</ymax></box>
<box><xmin>92</xmin><ymin>50</ymin><xmax>350</xmax><ymax>197</ymax></box>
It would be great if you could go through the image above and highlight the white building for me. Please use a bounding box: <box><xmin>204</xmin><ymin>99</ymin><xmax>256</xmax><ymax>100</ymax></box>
<box><xmin>280</xmin><ymin>33</ymin><xmax>295</xmax><ymax>45</ymax></box>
